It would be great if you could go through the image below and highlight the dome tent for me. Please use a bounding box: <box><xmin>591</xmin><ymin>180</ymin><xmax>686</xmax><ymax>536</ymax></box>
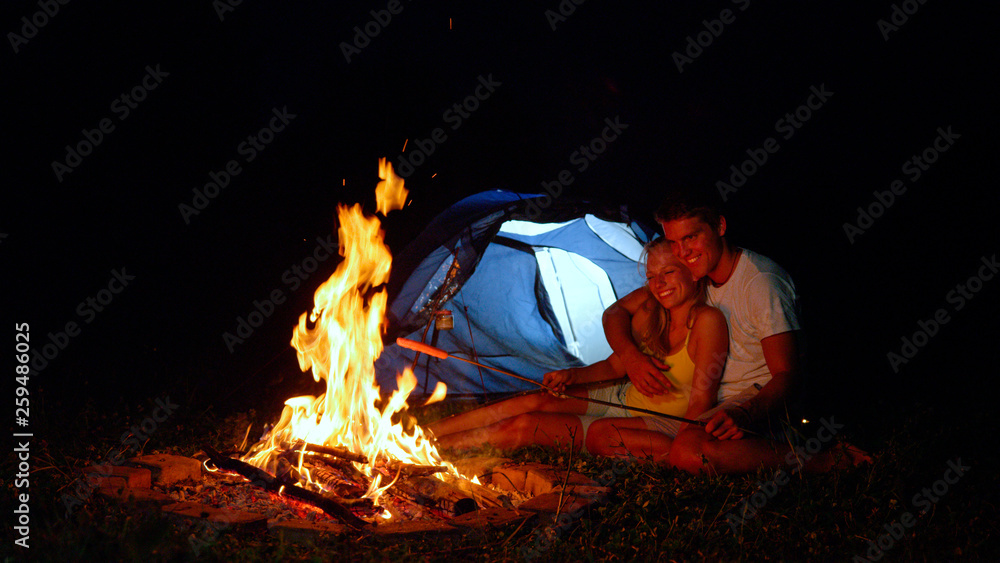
<box><xmin>375</xmin><ymin>190</ymin><xmax>656</xmax><ymax>396</ymax></box>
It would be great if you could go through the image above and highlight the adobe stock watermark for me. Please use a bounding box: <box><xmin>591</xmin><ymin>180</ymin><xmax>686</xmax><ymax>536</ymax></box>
<box><xmin>178</xmin><ymin>106</ymin><xmax>296</xmax><ymax>224</ymax></box>
<box><xmin>392</xmin><ymin>74</ymin><xmax>501</xmax><ymax>178</ymax></box>
<box><xmin>340</xmin><ymin>0</ymin><xmax>408</xmax><ymax>63</ymax></box>
<box><xmin>51</xmin><ymin>64</ymin><xmax>170</xmax><ymax>183</ymax></box>
<box><xmin>672</xmin><ymin>0</ymin><xmax>751</xmax><ymax>73</ymax></box>
<box><xmin>887</xmin><ymin>253</ymin><xmax>997</xmax><ymax>373</ymax></box>
<box><xmin>853</xmin><ymin>458</ymin><xmax>970</xmax><ymax>562</ymax></box>
<box><xmin>61</xmin><ymin>394</ymin><xmax>180</xmax><ymax>516</ymax></box>
<box><xmin>7</xmin><ymin>0</ymin><xmax>72</xmax><ymax>54</ymax></box>
<box><xmin>716</xmin><ymin>83</ymin><xmax>833</xmax><ymax>202</ymax></box>
<box><xmin>524</xmin><ymin>115</ymin><xmax>629</xmax><ymax>219</ymax></box>
<box><xmin>222</xmin><ymin>234</ymin><xmax>338</xmax><ymax>352</ymax></box>
<box><xmin>28</xmin><ymin>268</ymin><xmax>137</xmax><ymax>375</ymax></box>
<box><xmin>543</xmin><ymin>0</ymin><xmax>587</xmax><ymax>31</ymax></box>
<box><xmin>843</xmin><ymin>126</ymin><xmax>959</xmax><ymax>244</ymax></box>
<box><xmin>726</xmin><ymin>416</ymin><xmax>844</xmax><ymax>532</ymax></box>
<box><xmin>212</xmin><ymin>0</ymin><xmax>244</xmax><ymax>22</ymax></box>
<box><xmin>877</xmin><ymin>0</ymin><xmax>929</xmax><ymax>42</ymax></box>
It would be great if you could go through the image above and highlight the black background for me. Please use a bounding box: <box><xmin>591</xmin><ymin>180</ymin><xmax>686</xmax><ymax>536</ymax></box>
<box><xmin>5</xmin><ymin>1</ymin><xmax>997</xmax><ymax>434</ymax></box>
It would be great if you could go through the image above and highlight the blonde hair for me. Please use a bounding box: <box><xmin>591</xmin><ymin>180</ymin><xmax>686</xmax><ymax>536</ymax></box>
<box><xmin>637</xmin><ymin>238</ymin><xmax>704</xmax><ymax>358</ymax></box>
<box><xmin>637</xmin><ymin>237</ymin><xmax>672</xmax><ymax>275</ymax></box>
<box><xmin>638</xmin><ymin>238</ymin><xmax>672</xmax><ymax>359</ymax></box>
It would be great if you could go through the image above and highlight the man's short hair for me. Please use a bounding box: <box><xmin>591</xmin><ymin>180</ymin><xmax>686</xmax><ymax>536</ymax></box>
<box><xmin>654</xmin><ymin>188</ymin><xmax>723</xmax><ymax>231</ymax></box>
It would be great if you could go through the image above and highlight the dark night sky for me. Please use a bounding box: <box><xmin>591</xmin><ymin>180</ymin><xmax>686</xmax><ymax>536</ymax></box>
<box><xmin>4</xmin><ymin>1</ymin><xmax>997</xmax><ymax>431</ymax></box>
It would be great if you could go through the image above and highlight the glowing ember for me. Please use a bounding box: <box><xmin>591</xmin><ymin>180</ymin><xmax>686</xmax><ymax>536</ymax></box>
<box><xmin>243</xmin><ymin>159</ymin><xmax>470</xmax><ymax>512</ymax></box>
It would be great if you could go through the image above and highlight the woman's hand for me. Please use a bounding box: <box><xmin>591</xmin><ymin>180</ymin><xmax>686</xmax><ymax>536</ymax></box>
<box><xmin>543</xmin><ymin>368</ymin><xmax>578</xmax><ymax>395</ymax></box>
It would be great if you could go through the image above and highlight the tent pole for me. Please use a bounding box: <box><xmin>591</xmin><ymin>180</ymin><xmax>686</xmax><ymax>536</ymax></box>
<box><xmin>459</xmin><ymin>296</ymin><xmax>488</xmax><ymax>404</ymax></box>
<box><xmin>411</xmin><ymin>319</ymin><xmax>435</xmax><ymax>394</ymax></box>
<box><xmin>411</xmin><ymin>255</ymin><xmax>463</xmax><ymax>396</ymax></box>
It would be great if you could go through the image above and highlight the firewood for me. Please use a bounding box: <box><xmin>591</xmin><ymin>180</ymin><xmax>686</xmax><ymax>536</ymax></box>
<box><xmin>400</xmin><ymin>476</ymin><xmax>478</xmax><ymax>516</ymax></box>
<box><xmin>281</xmin><ymin>441</ymin><xmax>369</xmax><ymax>465</ymax></box>
<box><xmin>379</xmin><ymin>479</ymin><xmax>438</xmax><ymax>514</ymax></box>
<box><xmin>275</xmin><ymin>455</ymin><xmax>300</xmax><ymax>484</ymax></box>
<box><xmin>448</xmin><ymin>478</ymin><xmax>510</xmax><ymax>510</ymax></box>
<box><xmin>299</xmin><ymin>452</ymin><xmax>367</xmax><ymax>482</ymax></box>
<box><xmin>307</xmin><ymin>464</ymin><xmax>368</xmax><ymax>499</ymax></box>
<box><xmin>202</xmin><ymin>445</ymin><xmax>368</xmax><ymax>530</ymax></box>
<box><xmin>381</xmin><ymin>461</ymin><xmax>447</xmax><ymax>477</ymax></box>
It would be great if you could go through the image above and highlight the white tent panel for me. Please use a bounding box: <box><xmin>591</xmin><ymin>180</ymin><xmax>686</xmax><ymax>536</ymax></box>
<box><xmin>533</xmin><ymin>247</ymin><xmax>616</xmax><ymax>365</ymax></box>
<box><xmin>498</xmin><ymin>218</ymin><xmax>575</xmax><ymax>237</ymax></box>
<box><xmin>585</xmin><ymin>214</ymin><xmax>646</xmax><ymax>262</ymax></box>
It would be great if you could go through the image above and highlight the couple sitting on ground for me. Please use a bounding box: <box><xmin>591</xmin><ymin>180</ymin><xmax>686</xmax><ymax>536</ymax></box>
<box><xmin>428</xmin><ymin>189</ymin><xmax>868</xmax><ymax>475</ymax></box>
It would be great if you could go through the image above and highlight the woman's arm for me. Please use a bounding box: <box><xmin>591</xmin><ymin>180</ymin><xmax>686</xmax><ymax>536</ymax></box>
<box><xmin>543</xmin><ymin>355</ymin><xmax>625</xmax><ymax>394</ymax></box>
<box><xmin>682</xmin><ymin>306</ymin><xmax>729</xmax><ymax>425</ymax></box>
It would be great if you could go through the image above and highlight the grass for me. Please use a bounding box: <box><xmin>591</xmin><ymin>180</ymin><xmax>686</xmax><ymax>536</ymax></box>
<box><xmin>4</xmin><ymin>393</ymin><xmax>998</xmax><ymax>562</ymax></box>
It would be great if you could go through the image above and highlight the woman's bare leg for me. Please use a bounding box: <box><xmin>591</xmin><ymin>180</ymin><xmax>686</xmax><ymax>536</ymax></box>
<box><xmin>435</xmin><ymin>412</ymin><xmax>586</xmax><ymax>451</ymax></box>
<box><xmin>427</xmin><ymin>386</ymin><xmax>590</xmax><ymax>438</ymax></box>
<box><xmin>585</xmin><ymin>418</ymin><xmax>673</xmax><ymax>463</ymax></box>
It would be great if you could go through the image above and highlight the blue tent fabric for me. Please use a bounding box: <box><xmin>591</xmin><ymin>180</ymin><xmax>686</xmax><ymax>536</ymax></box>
<box><xmin>375</xmin><ymin>190</ymin><xmax>655</xmax><ymax>395</ymax></box>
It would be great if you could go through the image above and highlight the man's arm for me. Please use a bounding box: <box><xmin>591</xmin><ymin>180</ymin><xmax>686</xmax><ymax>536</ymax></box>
<box><xmin>742</xmin><ymin>330</ymin><xmax>802</xmax><ymax>421</ymax></box>
<box><xmin>602</xmin><ymin>288</ymin><xmax>673</xmax><ymax>397</ymax></box>
<box><xmin>703</xmin><ymin>330</ymin><xmax>802</xmax><ymax>439</ymax></box>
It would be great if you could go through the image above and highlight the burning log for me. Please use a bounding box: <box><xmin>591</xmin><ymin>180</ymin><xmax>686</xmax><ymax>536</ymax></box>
<box><xmin>307</xmin><ymin>464</ymin><xmax>368</xmax><ymax>499</ymax></box>
<box><xmin>277</xmin><ymin>456</ymin><xmax>377</xmax><ymax>512</ymax></box>
<box><xmin>381</xmin><ymin>461</ymin><xmax>447</xmax><ymax>477</ymax></box>
<box><xmin>392</xmin><ymin>476</ymin><xmax>478</xmax><ymax>516</ymax></box>
<box><xmin>275</xmin><ymin>455</ymin><xmax>301</xmax><ymax>484</ymax></box>
<box><xmin>282</xmin><ymin>441</ymin><xmax>369</xmax><ymax>465</ymax></box>
<box><xmin>294</xmin><ymin>451</ymin><xmax>368</xmax><ymax>482</ymax></box>
<box><xmin>203</xmin><ymin>445</ymin><xmax>368</xmax><ymax>530</ymax></box>
<box><xmin>450</xmin><ymin>478</ymin><xmax>510</xmax><ymax>510</ymax></box>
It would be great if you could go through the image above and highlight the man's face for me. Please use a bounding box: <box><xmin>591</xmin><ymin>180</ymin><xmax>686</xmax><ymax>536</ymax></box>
<box><xmin>658</xmin><ymin>215</ymin><xmax>726</xmax><ymax>281</ymax></box>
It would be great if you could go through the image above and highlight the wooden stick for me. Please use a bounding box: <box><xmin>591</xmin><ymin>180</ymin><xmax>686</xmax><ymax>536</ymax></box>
<box><xmin>396</xmin><ymin>337</ymin><xmax>708</xmax><ymax>427</ymax></box>
<box><xmin>306</xmin><ymin>463</ymin><xmax>369</xmax><ymax>500</ymax></box>
<box><xmin>282</xmin><ymin>441</ymin><xmax>369</xmax><ymax>465</ymax></box>
<box><xmin>202</xmin><ymin>445</ymin><xmax>368</xmax><ymax>530</ymax></box>
<box><xmin>390</xmin><ymin>475</ymin><xmax>478</xmax><ymax>516</ymax></box>
<box><xmin>449</xmin><ymin>477</ymin><xmax>508</xmax><ymax>510</ymax></box>
<box><xmin>380</xmin><ymin>461</ymin><xmax>447</xmax><ymax>477</ymax></box>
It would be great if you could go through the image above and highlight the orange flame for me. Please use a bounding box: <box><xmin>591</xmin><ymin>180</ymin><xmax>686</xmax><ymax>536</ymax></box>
<box><xmin>243</xmin><ymin>160</ymin><xmax>465</xmax><ymax>510</ymax></box>
<box><xmin>375</xmin><ymin>157</ymin><xmax>408</xmax><ymax>215</ymax></box>
<box><xmin>423</xmin><ymin>381</ymin><xmax>448</xmax><ymax>406</ymax></box>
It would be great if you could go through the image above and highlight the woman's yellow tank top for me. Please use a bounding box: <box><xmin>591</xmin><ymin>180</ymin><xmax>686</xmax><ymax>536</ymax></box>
<box><xmin>624</xmin><ymin>329</ymin><xmax>696</xmax><ymax>418</ymax></box>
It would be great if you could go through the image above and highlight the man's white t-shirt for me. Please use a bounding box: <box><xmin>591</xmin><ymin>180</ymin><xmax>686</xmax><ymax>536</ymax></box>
<box><xmin>707</xmin><ymin>248</ymin><xmax>800</xmax><ymax>401</ymax></box>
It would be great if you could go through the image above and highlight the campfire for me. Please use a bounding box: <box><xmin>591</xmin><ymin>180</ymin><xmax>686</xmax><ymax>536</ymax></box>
<box><xmin>205</xmin><ymin>159</ymin><xmax>500</xmax><ymax>527</ymax></box>
<box><xmin>86</xmin><ymin>160</ymin><xmax>609</xmax><ymax>541</ymax></box>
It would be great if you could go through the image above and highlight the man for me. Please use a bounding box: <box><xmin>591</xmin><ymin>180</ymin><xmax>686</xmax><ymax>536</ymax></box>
<box><xmin>604</xmin><ymin>190</ymin><xmax>852</xmax><ymax>474</ymax></box>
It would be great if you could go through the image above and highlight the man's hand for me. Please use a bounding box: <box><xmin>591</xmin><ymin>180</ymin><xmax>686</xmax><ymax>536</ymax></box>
<box><xmin>603</xmin><ymin>289</ymin><xmax>673</xmax><ymax>397</ymax></box>
<box><xmin>704</xmin><ymin>407</ymin><xmax>747</xmax><ymax>440</ymax></box>
<box><xmin>621</xmin><ymin>348</ymin><xmax>673</xmax><ymax>397</ymax></box>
